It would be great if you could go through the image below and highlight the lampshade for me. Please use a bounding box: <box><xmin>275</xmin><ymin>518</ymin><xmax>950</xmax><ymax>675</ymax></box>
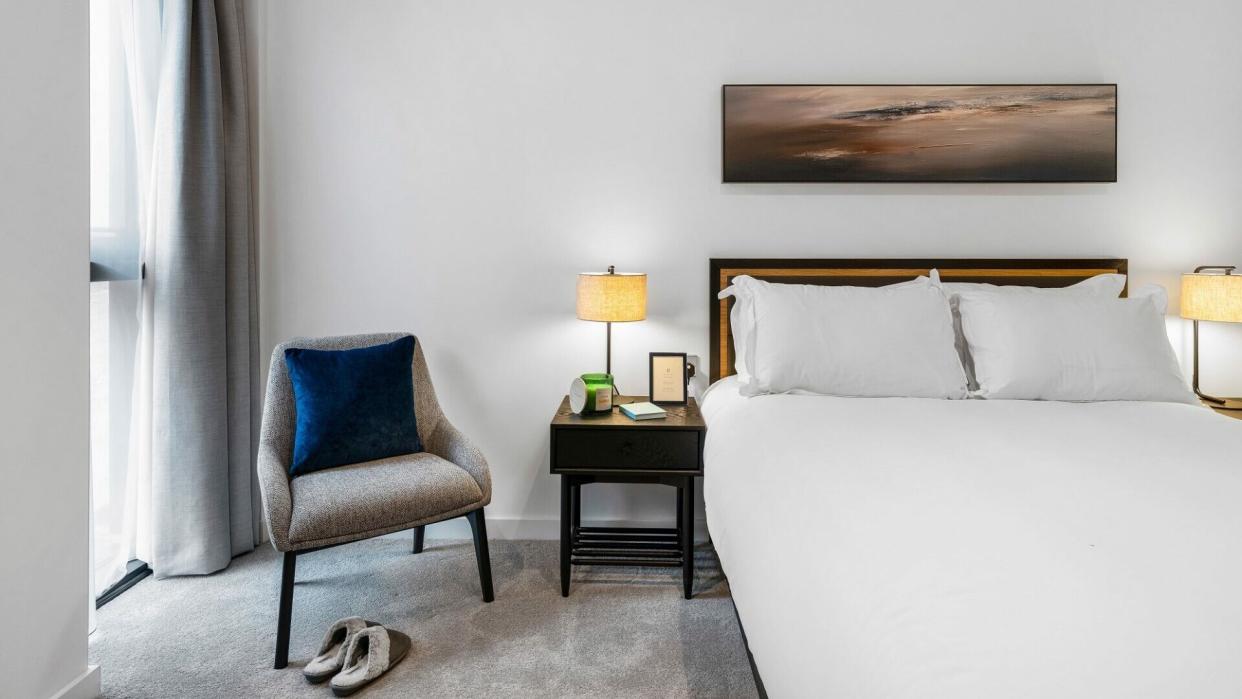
<box><xmin>1181</xmin><ymin>271</ymin><xmax>1242</xmax><ymax>323</ymax></box>
<box><xmin>577</xmin><ymin>270</ymin><xmax>646</xmax><ymax>322</ymax></box>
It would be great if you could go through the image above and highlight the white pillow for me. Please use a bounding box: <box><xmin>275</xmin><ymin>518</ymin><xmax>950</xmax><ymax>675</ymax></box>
<box><xmin>940</xmin><ymin>273</ymin><xmax>1128</xmax><ymax>391</ymax></box>
<box><xmin>725</xmin><ymin>273</ymin><xmax>934</xmax><ymax>385</ymax></box>
<box><xmin>938</xmin><ymin>273</ymin><xmax>1126</xmax><ymax>298</ymax></box>
<box><xmin>955</xmin><ymin>284</ymin><xmax>1196</xmax><ymax>404</ymax></box>
<box><xmin>1130</xmin><ymin>282</ymin><xmax>1168</xmax><ymax>314</ymax></box>
<box><xmin>719</xmin><ymin>275</ymin><xmax>967</xmax><ymax>399</ymax></box>
<box><xmin>727</xmin><ymin>284</ymin><xmax>757</xmax><ymax>384</ymax></box>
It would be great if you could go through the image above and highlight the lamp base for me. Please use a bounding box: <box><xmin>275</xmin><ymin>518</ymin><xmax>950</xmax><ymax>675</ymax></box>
<box><xmin>1191</xmin><ymin>321</ymin><xmax>1241</xmax><ymax>410</ymax></box>
<box><xmin>1201</xmin><ymin>395</ymin><xmax>1242</xmax><ymax>411</ymax></box>
<box><xmin>611</xmin><ymin>393</ymin><xmax>638</xmax><ymax>407</ymax></box>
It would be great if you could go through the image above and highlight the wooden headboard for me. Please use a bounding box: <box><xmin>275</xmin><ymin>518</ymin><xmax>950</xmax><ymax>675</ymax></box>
<box><xmin>709</xmin><ymin>258</ymin><xmax>1128</xmax><ymax>383</ymax></box>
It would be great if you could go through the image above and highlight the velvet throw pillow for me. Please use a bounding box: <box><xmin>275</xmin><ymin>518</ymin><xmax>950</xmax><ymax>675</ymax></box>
<box><xmin>284</xmin><ymin>335</ymin><xmax>422</xmax><ymax>477</ymax></box>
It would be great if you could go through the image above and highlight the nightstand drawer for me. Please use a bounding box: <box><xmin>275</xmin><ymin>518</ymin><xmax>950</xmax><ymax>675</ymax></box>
<box><xmin>553</xmin><ymin>428</ymin><xmax>700</xmax><ymax>471</ymax></box>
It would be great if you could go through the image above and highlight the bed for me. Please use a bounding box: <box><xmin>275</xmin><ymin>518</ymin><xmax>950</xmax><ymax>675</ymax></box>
<box><xmin>702</xmin><ymin>259</ymin><xmax>1242</xmax><ymax>699</ymax></box>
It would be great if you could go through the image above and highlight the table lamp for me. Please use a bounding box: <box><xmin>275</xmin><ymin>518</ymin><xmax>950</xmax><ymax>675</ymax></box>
<box><xmin>577</xmin><ymin>265</ymin><xmax>646</xmax><ymax>383</ymax></box>
<box><xmin>1180</xmin><ymin>265</ymin><xmax>1242</xmax><ymax>410</ymax></box>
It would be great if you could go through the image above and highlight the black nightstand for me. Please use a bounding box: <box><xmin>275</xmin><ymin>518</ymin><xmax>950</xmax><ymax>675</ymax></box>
<box><xmin>550</xmin><ymin>396</ymin><xmax>706</xmax><ymax>599</ymax></box>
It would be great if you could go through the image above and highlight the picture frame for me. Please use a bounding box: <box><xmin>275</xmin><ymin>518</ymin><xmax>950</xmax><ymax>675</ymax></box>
<box><xmin>722</xmin><ymin>84</ymin><xmax>1118</xmax><ymax>183</ymax></box>
<box><xmin>649</xmin><ymin>352</ymin><xmax>688</xmax><ymax>405</ymax></box>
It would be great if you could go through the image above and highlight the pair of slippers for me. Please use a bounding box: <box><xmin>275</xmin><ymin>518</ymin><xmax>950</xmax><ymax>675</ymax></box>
<box><xmin>303</xmin><ymin>617</ymin><xmax>412</xmax><ymax>696</ymax></box>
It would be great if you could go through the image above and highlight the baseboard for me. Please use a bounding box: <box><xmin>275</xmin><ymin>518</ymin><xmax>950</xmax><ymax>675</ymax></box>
<box><xmin>49</xmin><ymin>665</ymin><xmax>100</xmax><ymax>699</ymax></box>
<box><xmin>382</xmin><ymin>516</ymin><xmax>710</xmax><ymax>542</ymax></box>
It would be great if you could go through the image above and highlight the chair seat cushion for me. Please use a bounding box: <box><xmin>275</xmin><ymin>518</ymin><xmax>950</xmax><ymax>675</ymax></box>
<box><xmin>288</xmin><ymin>452</ymin><xmax>484</xmax><ymax>545</ymax></box>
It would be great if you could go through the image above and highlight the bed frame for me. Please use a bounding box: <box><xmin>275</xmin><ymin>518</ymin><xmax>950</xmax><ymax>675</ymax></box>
<box><xmin>709</xmin><ymin>258</ymin><xmax>1129</xmax><ymax>383</ymax></box>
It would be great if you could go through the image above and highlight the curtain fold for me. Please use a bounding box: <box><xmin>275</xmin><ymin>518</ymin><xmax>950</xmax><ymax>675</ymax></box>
<box><xmin>131</xmin><ymin>0</ymin><xmax>259</xmax><ymax>578</ymax></box>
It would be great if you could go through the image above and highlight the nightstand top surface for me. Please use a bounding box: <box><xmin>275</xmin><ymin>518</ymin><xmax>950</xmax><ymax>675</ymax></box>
<box><xmin>552</xmin><ymin>396</ymin><xmax>706</xmax><ymax>430</ymax></box>
<box><xmin>1203</xmin><ymin>399</ymin><xmax>1242</xmax><ymax>420</ymax></box>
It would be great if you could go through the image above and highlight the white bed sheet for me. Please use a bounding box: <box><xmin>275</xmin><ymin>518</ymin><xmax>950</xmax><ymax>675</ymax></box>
<box><xmin>702</xmin><ymin>377</ymin><xmax>1242</xmax><ymax>699</ymax></box>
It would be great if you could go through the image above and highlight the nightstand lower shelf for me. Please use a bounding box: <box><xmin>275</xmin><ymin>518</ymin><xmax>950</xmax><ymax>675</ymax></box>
<box><xmin>571</xmin><ymin>526</ymin><xmax>682</xmax><ymax>567</ymax></box>
<box><xmin>560</xmin><ymin>473</ymin><xmax>696</xmax><ymax>599</ymax></box>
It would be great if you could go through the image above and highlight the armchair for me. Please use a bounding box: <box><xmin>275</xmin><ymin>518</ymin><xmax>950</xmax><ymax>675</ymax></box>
<box><xmin>257</xmin><ymin>333</ymin><xmax>494</xmax><ymax>669</ymax></box>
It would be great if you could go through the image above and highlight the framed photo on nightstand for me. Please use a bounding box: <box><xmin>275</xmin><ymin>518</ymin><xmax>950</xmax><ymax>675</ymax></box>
<box><xmin>649</xmin><ymin>352</ymin><xmax>688</xmax><ymax>405</ymax></box>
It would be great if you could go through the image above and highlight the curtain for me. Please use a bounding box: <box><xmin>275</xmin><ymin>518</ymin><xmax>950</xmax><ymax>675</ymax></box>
<box><xmin>125</xmin><ymin>0</ymin><xmax>260</xmax><ymax>579</ymax></box>
<box><xmin>89</xmin><ymin>0</ymin><xmax>161</xmax><ymax>595</ymax></box>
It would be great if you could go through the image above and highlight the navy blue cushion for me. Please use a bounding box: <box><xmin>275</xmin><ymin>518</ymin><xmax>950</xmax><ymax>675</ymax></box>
<box><xmin>284</xmin><ymin>335</ymin><xmax>422</xmax><ymax>477</ymax></box>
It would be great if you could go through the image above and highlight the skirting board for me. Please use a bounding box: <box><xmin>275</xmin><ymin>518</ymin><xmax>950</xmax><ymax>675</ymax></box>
<box><xmin>381</xmin><ymin>517</ymin><xmax>711</xmax><ymax>543</ymax></box>
<box><xmin>49</xmin><ymin>665</ymin><xmax>100</xmax><ymax>699</ymax></box>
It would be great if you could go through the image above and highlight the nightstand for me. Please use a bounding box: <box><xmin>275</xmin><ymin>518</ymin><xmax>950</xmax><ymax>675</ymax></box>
<box><xmin>549</xmin><ymin>396</ymin><xmax>706</xmax><ymax>599</ymax></box>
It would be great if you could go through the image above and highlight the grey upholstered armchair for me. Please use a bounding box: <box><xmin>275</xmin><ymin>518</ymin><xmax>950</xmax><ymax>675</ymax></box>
<box><xmin>257</xmin><ymin>333</ymin><xmax>494</xmax><ymax>669</ymax></box>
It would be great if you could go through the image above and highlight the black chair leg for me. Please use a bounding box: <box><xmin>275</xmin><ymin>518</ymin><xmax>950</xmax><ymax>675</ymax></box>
<box><xmin>466</xmin><ymin>509</ymin><xmax>494</xmax><ymax>602</ymax></box>
<box><xmin>274</xmin><ymin>551</ymin><xmax>296</xmax><ymax>669</ymax></box>
<box><xmin>412</xmin><ymin>525</ymin><xmax>425</xmax><ymax>554</ymax></box>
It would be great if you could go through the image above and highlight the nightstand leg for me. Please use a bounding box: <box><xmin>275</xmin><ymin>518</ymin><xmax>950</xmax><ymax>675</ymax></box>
<box><xmin>571</xmin><ymin>482</ymin><xmax>581</xmax><ymax>532</ymax></box>
<box><xmin>682</xmin><ymin>478</ymin><xmax>694</xmax><ymax>599</ymax></box>
<box><xmin>676</xmin><ymin>486</ymin><xmax>684</xmax><ymax>538</ymax></box>
<box><xmin>560</xmin><ymin>476</ymin><xmax>571</xmax><ymax>597</ymax></box>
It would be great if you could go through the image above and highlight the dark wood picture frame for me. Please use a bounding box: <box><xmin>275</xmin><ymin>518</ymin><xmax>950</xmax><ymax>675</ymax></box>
<box><xmin>649</xmin><ymin>352</ymin><xmax>689</xmax><ymax>405</ymax></box>
<box><xmin>722</xmin><ymin>84</ymin><xmax>1119</xmax><ymax>183</ymax></box>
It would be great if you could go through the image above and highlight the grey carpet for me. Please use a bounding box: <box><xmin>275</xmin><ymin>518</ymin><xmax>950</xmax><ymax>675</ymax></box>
<box><xmin>90</xmin><ymin>537</ymin><xmax>759</xmax><ymax>698</ymax></box>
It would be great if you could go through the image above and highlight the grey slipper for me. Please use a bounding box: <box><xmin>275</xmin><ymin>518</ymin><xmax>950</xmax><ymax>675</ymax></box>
<box><xmin>303</xmin><ymin>617</ymin><xmax>379</xmax><ymax>683</ymax></box>
<box><xmin>329</xmin><ymin>625</ymin><xmax>412</xmax><ymax>697</ymax></box>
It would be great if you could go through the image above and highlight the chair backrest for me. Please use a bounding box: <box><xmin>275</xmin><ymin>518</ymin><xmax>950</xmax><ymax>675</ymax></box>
<box><xmin>259</xmin><ymin>333</ymin><xmax>446</xmax><ymax>474</ymax></box>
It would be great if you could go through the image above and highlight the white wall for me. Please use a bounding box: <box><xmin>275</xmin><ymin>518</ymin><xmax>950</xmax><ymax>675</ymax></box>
<box><xmin>249</xmin><ymin>0</ymin><xmax>1242</xmax><ymax>536</ymax></box>
<box><xmin>0</xmin><ymin>3</ymin><xmax>95</xmax><ymax>699</ymax></box>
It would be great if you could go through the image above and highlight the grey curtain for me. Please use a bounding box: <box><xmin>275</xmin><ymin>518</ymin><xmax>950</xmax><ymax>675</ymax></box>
<box><xmin>147</xmin><ymin>0</ymin><xmax>260</xmax><ymax>577</ymax></box>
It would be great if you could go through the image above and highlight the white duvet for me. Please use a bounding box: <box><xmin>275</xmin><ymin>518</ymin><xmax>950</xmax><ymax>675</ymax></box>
<box><xmin>702</xmin><ymin>377</ymin><xmax>1242</xmax><ymax>699</ymax></box>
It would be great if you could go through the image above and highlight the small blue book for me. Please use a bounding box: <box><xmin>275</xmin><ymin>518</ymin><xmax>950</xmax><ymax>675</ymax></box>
<box><xmin>620</xmin><ymin>401</ymin><xmax>667</xmax><ymax>421</ymax></box>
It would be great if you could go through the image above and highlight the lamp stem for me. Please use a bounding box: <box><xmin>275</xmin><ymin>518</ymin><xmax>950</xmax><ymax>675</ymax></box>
<box><xmin>1193</xmin><ymin>319</ymin><xmax>1201</xmax><ymax>393</ymax></box>
<box><xmin>606</xmin><ymin>263</ymin><xmax>615</xmax><ymax>383</ymax></box>
<box><xmin>1193</xmin><ymin>318</ymin><xmax>1228</xmax><ymax>406</ymax></box>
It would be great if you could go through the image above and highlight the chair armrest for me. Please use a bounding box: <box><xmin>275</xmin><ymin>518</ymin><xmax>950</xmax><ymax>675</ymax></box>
<box><xmin>256</xmin><ymin>441</ymin><xmax>294</xmax><ymax>551</ymax></box>
<box><xmin>426</xmin><ymin>419</ymin><xmax>492</xmax><ymax>503</ymax></box>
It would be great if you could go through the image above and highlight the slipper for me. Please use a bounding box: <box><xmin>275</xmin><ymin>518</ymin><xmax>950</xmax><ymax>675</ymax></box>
<box><xmin>303</xmin><ymin>617</ymin><xmax>379</xmax><ymax>683</ymax></box>
<box><xmin>329</xmin><ymin>625</ymin><xmax>412</xmax><ymax>697</ymax></box>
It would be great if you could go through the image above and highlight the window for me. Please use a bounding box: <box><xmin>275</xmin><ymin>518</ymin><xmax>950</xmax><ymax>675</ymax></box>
<box><xmin>89</xmin><ymin>0</ymin><xmax>156</xmax><ymax>603</ymax></box>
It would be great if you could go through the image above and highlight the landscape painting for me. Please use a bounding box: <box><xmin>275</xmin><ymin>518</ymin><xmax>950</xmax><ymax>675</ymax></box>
<box><xmin>722</xmin><ymin>85</ymin><xmax>1117</xmax><ymax>182</ymax></box>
